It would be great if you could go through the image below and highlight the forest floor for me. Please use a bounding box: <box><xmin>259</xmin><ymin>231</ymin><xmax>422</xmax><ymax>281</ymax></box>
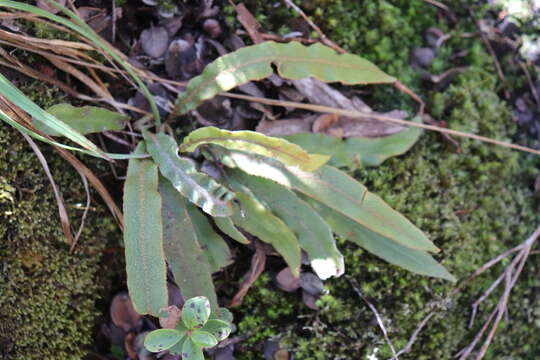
<box><xmin>1</xmin><ymin>1</ymin><xmax>540</xmax><ymax>360</ymax></box>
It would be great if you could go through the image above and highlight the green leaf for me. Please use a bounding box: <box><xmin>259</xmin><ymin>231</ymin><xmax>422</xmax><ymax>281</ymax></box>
<box><xmin>145</xmin><ymin>131</ymin><xmax>234</xmax><ymax>217</ymax></box>
<box><xmin>185</xmin><ymin>203</ymin><xmax>233</xmax><ymax>273</ymax></box>
<box><xmin>0</xmin><ymin>73</ymin><xmax>106</xmax><ymax>158</ymax></box>
<box><xmin>181</xmin><ymin>126</ymin><xmax>329</xmax><ymax>171</ymax></box>
<box><xmin>182</xmin><ymin>296</ymin><xmax>212</xmax><ymax>329</ymax></box>
<box><xmin>34</xmin><ymin>103</ymin><xmax>126</xmax><ymax>136</ymax></box>
<box><xmin>282</xmin><ymin>125</ymin><xmax>422</xmax><ymax>169</ymax></box>
<box><xmin>229</xmin><ymin>169</ymin><xmax>343</xmax><ymax>280</ymax></box>
<box><xmin>159</xmin><ymin>178</ymin><xmax>218</xmax><ymax>309</ymax></box>
<box><xmin>123</xmin><ymin>143</ymin><xmax>167</xmax><ymax>316</ymax></box>
<box><xmin>203</xmin><ymin>319</ymin><xmax>232</xmax><ymax>341</ymax></box>
<box><xmin>213</xmin><ymin>217</ymin><xmax>250</xmax><ymax>244</ymax></box>
<box><xmin>210</xmin><ymin>307</ymin><xmax>234</xmax><ymax>324</ymax></box>
<box><xmin>174</xmin><ymin>41</ymin><xmax>395</xmax><ymax>115</ymax></box>
<box><xmin>209</xmin><ymin>147</ymin><xmax>438</xmax><ymax>253</ymax></box>
<box><xmin>305</xmin><ymin>199</ymin><xmax>456</xmax><ymax>281</ymax></box>
<box><xmin>144</xmin><ymin>329</ymin><xmax>184</xmax><ymax>353</ymax></box>
<box><xmin>168</xmin><ymin>335</ymin><xmax>188</xmax><ymax>355</ymax></box>
<box><xmin>229</xmin><ymin>188</ymin><xmax>301</xmax><ymax>277</ymax></box>
<box><xmin>190</xmin><ymin>330</ymin><xmax>218</xmax><ymax>348</ymax></box>
<box><xmin>182</xmin><ymin>338</ymin><xmax>205</xmax><ymax>360</ymax></box>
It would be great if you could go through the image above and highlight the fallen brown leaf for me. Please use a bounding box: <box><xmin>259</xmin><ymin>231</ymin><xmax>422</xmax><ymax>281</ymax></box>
<box><xmin>229</xmin><ymin>240</ymin><xmax>266</xmax><ymax>307</ymax></box>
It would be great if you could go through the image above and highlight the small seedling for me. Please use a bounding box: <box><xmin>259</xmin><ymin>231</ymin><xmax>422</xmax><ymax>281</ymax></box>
<box><xmin>144</xmin><ymin>296</ymin><xmax>232</xmax><ymax>359</ymax></box>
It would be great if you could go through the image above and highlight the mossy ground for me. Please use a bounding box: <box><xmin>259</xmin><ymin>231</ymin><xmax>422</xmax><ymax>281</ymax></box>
<box><xmin>0</xmin><ymin>84</ymin><xmax>121</xmax><ymax>360</ymax></box>
<box><xmin>233</xmin><ymin>1</ymin><xmax>540</xmax><ymax>359</ymax></box>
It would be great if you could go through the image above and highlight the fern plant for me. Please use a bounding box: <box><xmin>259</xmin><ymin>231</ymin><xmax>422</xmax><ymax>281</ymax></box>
<box><xmin>121</xmin><ymin>41</ymin><xmax>455</xmax><ymax>318</ymax></box>
<box><xmin>0</xmin><ymin>0</ymin><xmax>454</xmax><ymax>336</ymax></box>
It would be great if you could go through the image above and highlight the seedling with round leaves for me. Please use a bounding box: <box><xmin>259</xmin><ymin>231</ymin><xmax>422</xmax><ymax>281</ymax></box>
<box><xmin>144</xmin><ymin>297</ymin><xmax>232</xmax><ymax>359</ymax></box>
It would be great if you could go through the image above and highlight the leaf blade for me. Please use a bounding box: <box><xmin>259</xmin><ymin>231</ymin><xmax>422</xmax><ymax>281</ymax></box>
<box><xmin>229</xmin><ymin>169</ymin><xmax>344</xmax><ymax>279</ymax></box>
<box><xmin>229</xmin><ymin>188</ymin><xmax>302</xmax><ymax>277</ymax></box>
<box><xmin>282</xmin><ymin>124</ymin><xmax>422</xmax><ymax>169</ymax></box>
<box><xmin>174</xmin><ymin>41</ymin><xmax>395</xmax><ymax>115</ymax></box>
<box><xmin>159</xmin><ymin>178</ymin><xmax>218</xmax><ymax>309</ymax></box>
<box><xmin>181</xmin><ymin>126</ymin><xmax>329</xmax><ymax>171</ymax></box>
<box><xmin>145</xmin><ymin>131</ymin><xmax>234</xmax><ymax>217</ymax></box>
<box><xmin>306</xmin><ymin>198</ymin><xmax>456</xmax><ymax>281</ymax></box>
<box><xmin>209</xmin><ymin>147</ymin><xmax>438</xmax><ymax>253</ymax></box>
<box><xmin>123</xmin><ymin>144</ymin><xmax>168</xmax><ymax>316</ymax></box>
<box><xmin>35</xmin><ymin>103</ymin><xmax>126</xmax><ymax>135</ymax></box>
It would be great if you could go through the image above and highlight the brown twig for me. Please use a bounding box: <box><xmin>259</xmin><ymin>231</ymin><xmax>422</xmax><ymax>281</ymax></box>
<box><xmin>282</xmin><ymin>0</ymin><xmax>346</xmax><ymax>54</ymax></box>
<box><xmin>470</xmin><ymin>10</ymin><xmax>511</xmax><ymax>100</ymax></box>
<box><xmin>221</xmin><ymin>92</ymin><xmax>540</xmax><ymax>156</ymax></box>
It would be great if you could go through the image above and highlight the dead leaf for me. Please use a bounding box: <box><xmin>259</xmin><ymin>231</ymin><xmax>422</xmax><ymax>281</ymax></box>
<box><xmin>299</xmin><ymin>272</ymin><xmax>324</xmax><ymax>296</ymax></box>
<box><xmin>275</xmin><ymin>267</ymin><xmax>300</xmax><ymax>292</ymax></box>
<box><xmin>256</xmin><ymin>117</ymin><xmax>314</xmax><ymax>136</ymax></box>
<box><xmin>159</xmin><ymin>305</ymin><xmax>182</xmax><ymax>329</ymax></box>
<box><xmin>110</xmin><ymin>292</ymin><xmax>142</xmax><ymax>332</ymax></box>
<box><xmin>230</xmin><ymin>240</ymin><xmax>267</xmax><ymax>307</ymax></box>
<box><xmin>292</xmin><ymin>78</ymin><xmax>406</xmax><ymax>137</ymax></box>
<box><xmin>140</xmin><ymin>26</ymin><xmax>170</xmax><ymax>58</ymax></box>
<box><xmin>302</xmin><ymin>291</ymin><xmax>319</xmax><ymax>310</ymax></box>
<box><xmin>234</xmin><ymin>3</ymin><xmax>264</xmax><ymax>44</ymax></box>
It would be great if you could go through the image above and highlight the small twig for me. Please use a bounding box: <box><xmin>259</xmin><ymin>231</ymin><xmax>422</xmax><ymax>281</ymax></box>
<box><xmin>470</xmin><ymin>10</ymin><xmax>511</xmax><ymax>99</ymax></box>
<box><xmin>422</xmin><ymin>0</ymin><xmax>451</xmax><ymax>12</ymax></box>
<box><xmin>282</xmin><ymin>0</ymin><xmax>347</xmax><ymax>54</ymax></box>
<box><xmin>221</xmin><ymin>92</ymin><xmax>540</xmax><ymax>156</ymax></box>
<box><xmin>457</xmin><ymin>225</ymin><xmax>540</xmax><ymax>359</ymax></box>
<box><xmin>348</xmin><ymin>276</ymin><xmax>399</xmax><ymax>360</ymax></box>
<box><xmin>395</xmin><ymin>312</ymin><xmax>436</xmax><ymax>357</ymax></box>
<box><xmin>518</xmin><ymin>60</ymin><xmax>540</xmax><ymax>110</ymax></box>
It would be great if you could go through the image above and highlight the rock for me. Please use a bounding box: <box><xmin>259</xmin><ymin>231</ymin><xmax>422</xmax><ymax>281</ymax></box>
<box><xmin>140</xmin><ymin>26</ymin><xmax>170</xmax><ymax>58</ymax></box>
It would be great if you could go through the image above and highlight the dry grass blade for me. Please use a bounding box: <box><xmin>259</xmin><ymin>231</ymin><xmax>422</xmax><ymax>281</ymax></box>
<box><xmin>20</xmin><ymin>131</ymin><xmax>75</xmax><ymax>246</ymax></box>
<box><xmin>0</xmin><ymin>95</ymin><xmax>124</xmax><ymax>229</ymax></box>
<box><xmin>71</xmin><ymin>168</ymin><xmax>91</xmax><ymax>251</ymax></box>
<box><xmin>55</xmin><ymin>146</ymin><xmax>124</xmax><ymax>230</ymax></box>
<box><xmin>222</xmin><ymin>93</ymin><xmax>540</xmax><ymax>156</ymax></box>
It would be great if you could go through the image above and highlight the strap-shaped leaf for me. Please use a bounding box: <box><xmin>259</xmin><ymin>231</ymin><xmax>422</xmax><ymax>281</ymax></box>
<box><xmin>207</xmin><ymin>146</ymin><xmax>438</xmax><ymax>253</ymax></box>
<box><xmin>305</xmin><ymin>198</ymin><xmax>455</xmax><ymax>281</ymax></box>
<box><xmin>229</xmin><ymin>169</ymin><xmax>344</xmax><ymax>280</ymax></box>
<box><xmin>181</xmin><ymin>126</ymin><xmax>329</xmax><ymax>171</ymax></box>
<box><xmin>35</xmin><ymin>103</ymin><xmax>126</xmax><ymax>136</ymax></box>
<box><xmin>145</xmin><ymin>131</ymin><xmax>234</xmax><ymax>217</ymax></box>
<box><xmin>230</xmin><ymin>188</ymin><xmax>301</xmax><ymax>277</ymax></box>
<box><xmin>282</xmin><ymin>125</ymin><xmax>422</xmax><ymax>169</ymax></box>
<box><xmin>123</xmin><ymin>144</ymin><xmax>167</xmax><ymax>316</ymax></box>
<box><xmin>185</xmin><ymin>203</ymin><xmax>233</xmax><ymax>273</ymax></box>
<box><xmin>159</xmin><ymin>178</ymin><xmax>218</xmax><ymax>308</ymax></box>
<box><xmin>214</xmin><ymin>217</ymin><xmax>250</xmax><ymax>244</ymax></box>
<box><xmin>174</xmin><ymin>41</ymin><xmax>396</xmax><ymax>115</ymax></box>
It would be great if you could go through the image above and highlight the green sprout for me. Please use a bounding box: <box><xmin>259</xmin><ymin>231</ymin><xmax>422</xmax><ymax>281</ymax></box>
<box><xmin>144</xmin><ymin>296</ymin><xmax>232</xmax><ymax>360</ymax></box>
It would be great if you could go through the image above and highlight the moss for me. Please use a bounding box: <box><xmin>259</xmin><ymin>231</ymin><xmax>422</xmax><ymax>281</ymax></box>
<box><xmin>0</xmin><ymin>91</ymin><xmax>120</xmax><ymax>359</ymax></box>
<box><xmin>235</xmin><ymin>1</ymin><xmax>540</xmax><ymax>359</ymax></box>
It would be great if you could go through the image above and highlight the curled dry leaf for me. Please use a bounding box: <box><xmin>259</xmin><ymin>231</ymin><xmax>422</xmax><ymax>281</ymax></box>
<box><xmin>299</xmin><ymin>272</ymin><xmax>325</xmax><ymax>296</ymax></box>
<box><xmin>159</xmin><ymin>305</ymin><xmax>182</xmax><ymax>329</ymax></box>
<box><xmin>275</xmin><ymin>267</ymin><xmax>300</xmax><ymax>292</ymax></box>
<box><xmin>110</xmin><ymin>292</ymin><xmax>142</xmax><ymax>332</ymax></box>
